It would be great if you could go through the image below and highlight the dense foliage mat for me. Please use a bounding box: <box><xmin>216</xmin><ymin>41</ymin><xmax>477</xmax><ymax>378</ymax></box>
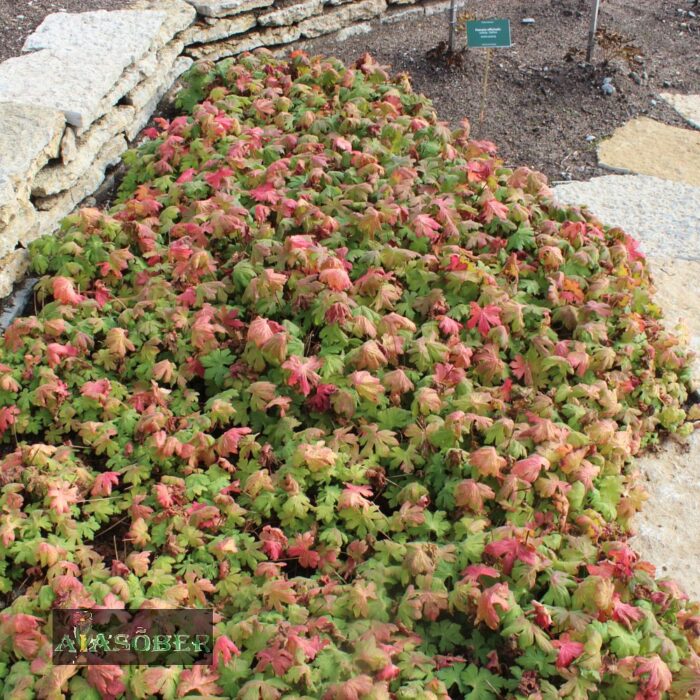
<box><xmin>0</xmin><ymin>51</ymin><xmax>699</xmax><ymax>699</ymax></box>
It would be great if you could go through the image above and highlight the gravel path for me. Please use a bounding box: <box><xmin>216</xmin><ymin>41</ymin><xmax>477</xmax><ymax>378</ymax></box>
<box><xmin>553</xmin><ymin>174</ymin><xmax>700</xmax><ymax>261</ymax></box>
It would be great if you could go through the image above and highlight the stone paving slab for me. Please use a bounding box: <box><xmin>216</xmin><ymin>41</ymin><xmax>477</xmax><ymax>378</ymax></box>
<box><xmin>0</xmin><ymin>102</ymin><xmax>65</xmax><ymax>195</ymax></box>
<box><xmin>597</xmin><ymin>117</ymin><xmax>700</xmax><ymax>186</ymax></box>
<box><xmin>631</xmin><ymin>430</ymin><xmax>700</xmax><ymax>600</ymax></box>
<box><xmin>553</xmin><ymin>174</ymin><xmax>700</xmax><ymax>262</ymax></box>
<box><xmin>660</xmin><ymin>92</ymin><xmax>700</xmax><ymax>130</ymax></box>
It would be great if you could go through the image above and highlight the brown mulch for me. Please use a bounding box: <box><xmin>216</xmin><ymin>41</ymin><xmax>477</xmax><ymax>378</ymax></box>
<box><xmin>303</xmin><ymin>0</ymin><xmax>700</xmax><ymax>182</ymax></box>
<box><xmin>0</xmin><ymin>0</ymin><xmax>132</xmax><ymax>64</ymax></box>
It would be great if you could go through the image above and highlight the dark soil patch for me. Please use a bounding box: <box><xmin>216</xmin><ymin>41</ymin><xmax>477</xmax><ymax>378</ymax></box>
<box><xmin>303</xmin><ymin>0</ymin><xmax>700</xmax><ymax>182</ymax></box>
<box><xmin>0</xmin><ymin>0</ymin><xmax>133</xmax><ymax>64</ymax></box>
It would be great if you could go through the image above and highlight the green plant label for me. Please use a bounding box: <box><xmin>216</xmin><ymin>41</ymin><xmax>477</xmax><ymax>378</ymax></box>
<box><xmin>466</xmin><ymin>19</ymin><xmax>512</xmax><ymax>48</ymax></box>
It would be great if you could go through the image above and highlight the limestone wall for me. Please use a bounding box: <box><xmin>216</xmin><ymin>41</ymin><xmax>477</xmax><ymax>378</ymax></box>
<box><xmin>0</xmin><ymin>0</ymin><xmax>450</xmax><ymax>297</ymax></box>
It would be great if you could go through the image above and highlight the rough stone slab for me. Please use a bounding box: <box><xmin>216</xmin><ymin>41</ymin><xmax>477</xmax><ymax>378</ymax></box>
<box><xmin>0</xmin><ymin>50</ymin><xmax>135</xmax><ymax>130</ymax></box>
<box><xmin>23</xmin><ymin>10</ymin><xmax>168</xmax><ymax>63</ymax></box>
<box><xmin>0</xmin><ymin>220</ymin><xmax>20</xmax><ymax>260</ymax></box>
<box><xmin>381</xmin><ymin>6</ymin><xmax>423</xmax><ymax>23</ymax></box>
<box><xmin>0</xmin><ymin>250</ymin><xmax>30</xmax><ymax>299</ymax></box>
<box><xmin>32</xmin><ymin>106</ymin><xmax>136</xmax><ymax>198</ymax></box>
<box><xmin>123</xmin><ymin>43</ymin><xmax>184</xmax><ymax>112</ymax></box>
<box><xmin>0</xmin><ymin>202</ymin><xmax>39</xmax><ymax>259</ymax></box>
<box><xmin>0</xmin><ymin>102</ymin><xmax>66</xmax><ymax>195</ymax></box>
<box><xmin>423</xmin><ymin>0</ymin><xmax>451</xmax><ymax>16</ymax></box>
<box><xmin>0</xmin><ymin>174</ymin><xmax>18</xmax><ymax>230</ymax></box>
<box><xmin>128</xmin><ymin>57</ymin><xmax>194</xmax><ymax>141</ymax></box>
<box><xmin>187</xmin><ymin>26</ymin><xmax>301</xmax><ymax>60</ymax></box>
<box><xmin>181</xmin><ymin>15</ymin><xmax>256</xmax><ymax>44</ymax></box>
<box><xmin>659</xmin><ymin>92</ymin><xmax>700</xmax><ymax>130</ymax></box>
<box><xmin>298</xmin><ymin>0</ymin><xmax>386</xmax><ymax>38</ymax></box>
<box><xmin>22</xmin><ymin>10</ymin><xmax>167</xmax><ymax>60</ymax></box>
<box><xmin>336</xmin><ymin>22</ymin><xmax>373</xmax><ymax>40</ymax></box>
<box><xmin>597</xmin><ymin>117</ymin><xmax>700</xmax><ymax>187</ymax></box>
<box><xmin>259</xmin><ymin>0</ymin><xmax>323</xmax><ymax>27</ymax></box>
<box><xmin>553</xmin><ymin>174</ymin><xmax>700</xmax><ymax>262</ymax></box>
<box><xmin>8</xmin><ymin>10</ymin><xmax>183</xmax><ymax>130</ymax></box>
<box><xmin>34</xmin><ymin>134</ymin><xmax>127</xmax><ymax>234</ymax></box>
<box><xmin>128</xmin><ymin>0</ymin><xmax>197</xmax><ymax>42</ymax></box>
<box><xmin>184</xmin><ymin>0</ymin><xmax>273</xmax><ymax>18</ymax></box>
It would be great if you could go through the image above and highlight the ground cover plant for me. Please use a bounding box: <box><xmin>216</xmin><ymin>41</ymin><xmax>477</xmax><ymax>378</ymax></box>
<box><xmin>0</xmin><ymin>50</ymin><xmax>699</xmax><ymax>699</ymax></box>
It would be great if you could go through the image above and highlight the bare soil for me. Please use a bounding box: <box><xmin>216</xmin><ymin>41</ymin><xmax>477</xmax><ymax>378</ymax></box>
<box><xmin>303</xmin><ymin>0</ymin><xmax>700</xmax><ymax>181</ymax></box>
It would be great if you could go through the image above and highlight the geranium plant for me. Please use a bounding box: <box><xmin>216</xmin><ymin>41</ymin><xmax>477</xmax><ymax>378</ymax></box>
<box><xmin>0</xmin><ymin>50</ymin><xmax>697</xmax><ymax>699</ymax></box>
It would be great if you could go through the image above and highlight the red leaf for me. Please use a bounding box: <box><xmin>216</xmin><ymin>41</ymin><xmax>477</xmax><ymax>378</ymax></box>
<box><xmin>485</xmin><ymin>537</ymin><xmax>539</xmax><ymax>575</ymax></box>
<box><xmin>91</xmin><ymin>472</ymin><xmax>119</xmax><ymax>497</ymax></box>
<box><xmin>282</xmin><ymin>355</ymin><xmax>322</xmax><ymax>397</ymax></box>
<box><xmin>475</xmin><ymin>583</ymin><xmax>510</xmax><ymax>630</ymax></box>
<box><xmin>466</xmin><ymin>302</ymin><xmax>502</xmax><ymax>337</ymax></box>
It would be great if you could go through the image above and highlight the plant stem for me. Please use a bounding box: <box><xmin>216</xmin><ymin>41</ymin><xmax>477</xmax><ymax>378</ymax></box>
<box><xmin>586</xmin><ymin>0</ymin><xmax>601</xmax><ymax>63</ymax></box>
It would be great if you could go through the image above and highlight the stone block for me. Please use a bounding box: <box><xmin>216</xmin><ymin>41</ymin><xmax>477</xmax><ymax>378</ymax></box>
<box><xmin>0</xmin><ymin>174</ymin><xmax>17</xmax><ymax>230</ymax></box>
<box><xmin>128</xmin><ymin>57</ymin><xmax>194</xmax><ymax>141</ymax></box>
<box><xmin>0</xmin><ymin>102</ymin><xmax>65</xmax><ymax>197</ymax></box>
<box><xmin>187</xmin><ymin>25</ymin><xmax>301</xmax><ymax>60</ymax></box>
<box><xmin>181</xmin><ymin>14</ymin><xmax>256</xmax><ymax>44</ymax></box>
<box><xmin>129</xmin><ymin>0</ymin><xmax>198</xmax><ymax>42</ymax></box>
<box><xmin>258</xmin><ymin>0</ymin><xmax>323</xmax><ymax>27</ymax></box>
<box><xmin>35</xmin><ymin>134</ymin><xmax>127</xmax><ymax>233</ymax></box>
<box><xmin>336</xmin><ymin>22</ymin><xmax>373</xmax><ymax>40</ymax></box>
<box><xmin>381</xmin><ymin>5</ymin><xmax>423</xmax><ymax>22</ymax></box>
<box><xmin>0</xmin><ymin>250</ymin><xmax>30</xmax><ymax>299</ymax></box>
<box><xmin>298</xmin><ymin>0</ymin><xmax>386</xmax><ymax>38</ymax></box>
<box><xmin>183</xmin><ymin>0</ymin><xmax>274</xmax><ymax>19</ymax></box>
<box><xmin>423</xmin><ymin>0</ymin><xmax>451</xmax><ymax>16</ymax></box>
<box><xmin>32</xmin><ymin>106</ymin><xmax>136</xmax><ymax>197</ymax></box>
<box><xmin>0</xmin><ymin>202</ymin><xmax>39</xmax><ymax>258</ymax></box>
<box><xmin>23</xmin><ymin>10</ymin><xmax>168</xmax><ymax>64</ymax></box>
<box><xmin>0</xmin><ymin>50</ymin><xmax>129</xmax><ymax>129</ymax></box>
<box><xmin>5</xmin><ymin>10</ymin><xmax>184</xmax><ymax>130</ymax></box>
<box><xmin>124</xmin><ymin>43</ymin><xmax>185</xmax><ymax>112</ymax></box>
